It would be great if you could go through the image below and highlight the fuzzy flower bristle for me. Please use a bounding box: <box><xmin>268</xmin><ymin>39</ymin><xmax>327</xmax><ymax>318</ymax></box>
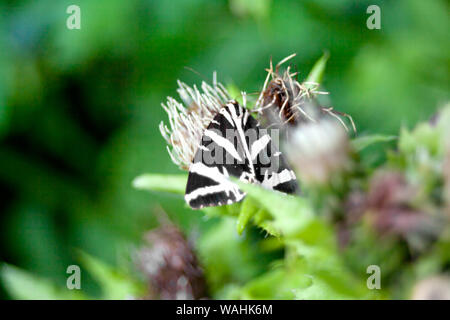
<box><xmin>159</xmin><ymin>74</ymin><xmax>232</xmax><ymax>170</ymax></box>
<box><xmin>255</xmin><ymin>54</ymin><xmax>355</xmax><ymax>132</ymax></box>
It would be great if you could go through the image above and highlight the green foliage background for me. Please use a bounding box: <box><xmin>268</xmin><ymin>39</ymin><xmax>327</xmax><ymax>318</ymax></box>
<box><xmin>0</xmin><ymin>0</ymin><xmax>448</xmax><ymax>299</ymax></box>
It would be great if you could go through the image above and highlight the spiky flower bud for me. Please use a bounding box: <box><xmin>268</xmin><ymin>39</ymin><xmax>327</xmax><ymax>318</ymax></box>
<box><xmin>255</xmin><ymin>54</ymin><xmax>355</xmax><ymax>132</ymax></box>
<box><xmin>136</xmin><ymin>225</ymin><xmax>208</xmax><ymax>300</ymax></box>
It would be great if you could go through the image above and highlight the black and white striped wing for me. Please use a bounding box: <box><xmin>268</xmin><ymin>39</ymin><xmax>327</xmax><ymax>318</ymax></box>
<box><xmin>185</xmin><ymin>101</ymin><xmax>297</xmax><ymax>209</ymax></box>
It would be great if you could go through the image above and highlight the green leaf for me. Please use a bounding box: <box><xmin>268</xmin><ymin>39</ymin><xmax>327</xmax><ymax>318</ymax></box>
<box><xmin>235</xmin><ymin>266</ymin><xmax>312</xmax><ymax>299</ymax></box>
<box><xmin>305</xmin><ymin>52</ymin><xmax>329</xmax><ymax>88</ymax></box>
<box><xmin>0</xmin><ymin>264</ymin><xmax>86</xmax><ymax>300</ymax></box>
<box><xmin>236</xmin><ymin>181</ymin><xmax>315</xmax><ymax>237</ymax></box>
<box><xmin>251</xmin><ymin>209</ymin><xmax>281</xmax><ymax>236</ymax></box>
<box><xmin>198</xmin><ymin>219</ymin><xmax>270</xmax><ymax>294</ymax></box>
<box><xmin>257</xmin><ymin>221</ymin><xmax>281</xmax><ymax>237</ymax></box>
<box><xmin>351</xmin><ymin>134</ymin><xmax>397</xmax><ymax>151</ymax></box>
<box><xmin>236</xmin><ymin>197</ymin><xmax>259</xmax><ymax>234</ymax></box>
<box><xmin>200</xmin><ymin>202</ymin><xmax>243</xmax><ymax>219</ymax></box>
<box><xmin>292</xmin><ymin>275</ymin><xmax>355</xmax><ymax>300</ymax></box>
<box><xmin>77</xmin><ymin>251</ymin><xmax>145</xmax><ymax>300</ymax></box>
<box><xmin>132</xmin><ymin>174</ymin><xmax>187</xmax><ymax>195</ymax></box>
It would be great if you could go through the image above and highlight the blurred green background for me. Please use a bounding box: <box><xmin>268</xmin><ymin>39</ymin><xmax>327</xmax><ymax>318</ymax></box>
<box><xmin>0</xmin><ymin>0</ymin><xmax>448</xmax><ymax>298</ymax></box>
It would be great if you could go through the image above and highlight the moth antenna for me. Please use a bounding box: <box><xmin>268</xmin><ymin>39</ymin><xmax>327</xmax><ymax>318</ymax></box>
<box><xmin>183</xmin><ymin>66</ymin><xmax>208</xmax><ymax>82</ymax></box>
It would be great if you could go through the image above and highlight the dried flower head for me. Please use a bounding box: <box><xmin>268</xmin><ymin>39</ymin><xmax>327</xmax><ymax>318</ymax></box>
<box><xmin>286</xmin><ymin>120</ymin><xmax>353</xmax><ymax>185</ymax></box>
<box><xmin>159</xmin><ymin>74</ymin><xmax>232</xmax><ymax>170</ymax></box>
<box><xmin>365</xmin><ymin>170</ymin><xmax>442</xmax><ymax>251</ymax></box>
<box><xmin>255</xmin><ymin>54</ymin><xmax>355</xmax><ymax>132</ymax></box>
<box><xmin>135</xmin><ymin>224</ymin><xmax>208</xmax><ymax>300</ymax></box>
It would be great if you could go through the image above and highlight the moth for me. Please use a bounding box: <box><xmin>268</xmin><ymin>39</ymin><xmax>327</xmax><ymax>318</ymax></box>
<box><xmin>185</xmin><ymin>100</ymin><xmax>298</xmax><ymax>209</ymax></box>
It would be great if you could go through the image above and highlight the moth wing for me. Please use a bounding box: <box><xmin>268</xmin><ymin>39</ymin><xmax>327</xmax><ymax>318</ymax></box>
<box><xmin>185</xmin><ymin>103</ymin><xmax>248</xmax><ymax>209</ymax></box>
<box><xmin>244</xmin><ymin>113</ymin><xmax>298</xmax><ymax>194</ymax></box>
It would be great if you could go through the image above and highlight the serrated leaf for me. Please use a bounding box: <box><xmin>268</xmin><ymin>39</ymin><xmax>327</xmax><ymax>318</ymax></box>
<box><xmin>1</xmin><ymin>264</ymin><xmax>86</xmax><ymax>300</ymax></box>
<box><xmin>351</xmin><ymin>134</ymin><xmax>397</xmax><ymax>151</ymax></box>
<box><xmin>258</xmin><ymin>221</ymin><xmax>281</xmax><ymax>237</ymax></box>
<box><xmin>305</xmin><ymin>52</ymin><xmax>329</xmax><ymax>88</ymax></box>
<box><xmin>132</xmin><ymin>174</ymin><xmax>187</xmax><ymax>195</ymax></box>
<box><xmin>252</xmin><ymin>208</ymin><xmax>271</xmax><ymax>225</ymax></box>
<box><xmin>250</xmin><ymin>208</ymin><xmax>281</xmax><ymax>236</ymax></box>
<box><xmin>236</xmin><ymin>181</ymin><xmax>315</xmax><ymax>237</ymax></box>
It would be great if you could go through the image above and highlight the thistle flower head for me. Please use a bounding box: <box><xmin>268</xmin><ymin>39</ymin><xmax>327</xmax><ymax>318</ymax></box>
<box><xmin>365</xmin><ymin>170</ymin><xmax>442</xmax><ymax>251</ymax></box>
<box><xmin>159</xmin><ymin>74</ymin><xmax>232</xmax><ymax>170</ymax></box>
<box><xmin>255</xmin><ymin>54</ymin><xmax>355</xmax><ymax>132</ymax></box>
<box><xmin>286</xmin><ymin>120</ymin><xmax>352</xmax><ymax>185</ymax></box>
<box><xmin>135</xmin><ymin>225</ymin><xmax>208</xmax><ymax>300</ymax></box>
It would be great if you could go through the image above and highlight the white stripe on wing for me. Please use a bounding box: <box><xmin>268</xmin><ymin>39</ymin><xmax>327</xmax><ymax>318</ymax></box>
<box><xmin>261</xmin><ymin>169</ymin><xmax>296</xmax><ymax>189</ymax></box>
<box><xmin>204</xmin><ymin>129</ymin><xmax>242</xmax><ymax>162</ymax></box>
<box><xmin>185</xmin><ymin>162</ymin><xmax>244</xmax><ymax>203</ymax></box>
<box><xmin>250</xmin><ymin>134</ymin><xmax>271</xmax><ymax>161</ymax></box>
